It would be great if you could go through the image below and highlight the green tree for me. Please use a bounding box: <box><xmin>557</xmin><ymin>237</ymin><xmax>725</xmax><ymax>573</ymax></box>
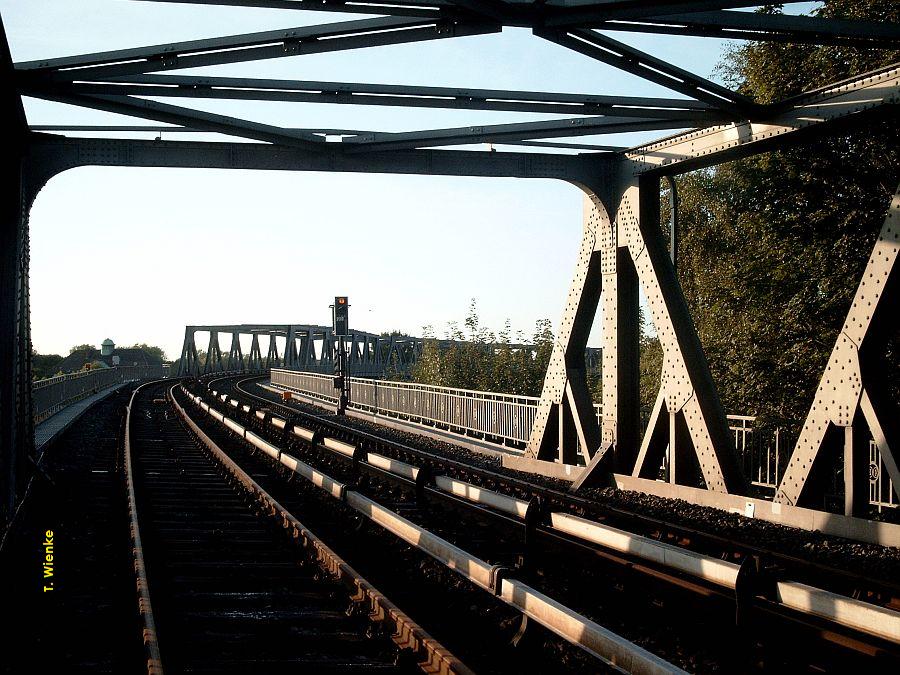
<box><xmin>69</xmin><ymin>343</ymin><xmax>95</xmax><ymax>354</ymax></box>
<box><xmin>526</xmin><ymin>318</ymin><xmax>555</xmax><ymax>396</ymax></box>
<box><xmin>31</xmin><ymin>351</ymin><xmax>63</xmax><ymax>380</ymax></box>
<box><xmin>407</xmin><ymin>302</ymin><xmax>558</xmax><ymax>396</ymax></box>
<box><xmin>671</xmin><ymin>0</ymin><xmax>900</xmax><ymax>426</ymax></box>
<box><xmin>127</xmin><ymin>343</ymin><xmax>167</xmax><ymax>362</ymax></box>
<box><xmin>410</xmin><ymin>337</ymin><xmax>443</xmax><ymax>385</ymax></box>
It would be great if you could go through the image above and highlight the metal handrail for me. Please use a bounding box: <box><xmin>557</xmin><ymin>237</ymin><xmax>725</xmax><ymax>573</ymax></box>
<box><xmin>33</xmin><ymin>365</ymin><xmax>168</xmax><ymax>424</ymax></box>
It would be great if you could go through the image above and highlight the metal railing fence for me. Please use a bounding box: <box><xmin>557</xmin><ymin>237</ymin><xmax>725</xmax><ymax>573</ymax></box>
<box><xmin>270</xmin><ymin>369</ymin><xmax>896</xmax><ymax>509</ymax></box>
<box><xmin>272</xmin><ymin>369</ymin><xmax>539</xmax><ymax>447</ymax></box>
<box><xmin>33</xmin><ymin>365</ymin><xmax>167</xmax><ymax>424</ymax></box>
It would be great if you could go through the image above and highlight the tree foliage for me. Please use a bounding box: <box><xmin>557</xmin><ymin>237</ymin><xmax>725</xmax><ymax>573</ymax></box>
<box><xmin>400</xmin><ymin>0</ymin><xmax>900</xmax><ymax>426</ymax></box>
<box><xmin>667</xmin><ymin>0</ymin><xmax>900</xmax><ymax>426</ymax></box>
<box><xmin>127</xmin><ymin>343</ymin><xmax>167</xmax><ymax>362</ymax></box>
<box><xmin>31</xmin><ymin>351</ymin><xmax>63</xmax><ymax>380</ymax></box>
<box><xmin>409</xmin><ymin>300</ymin><xmax>557</xmax><ymax>396</ymax></box>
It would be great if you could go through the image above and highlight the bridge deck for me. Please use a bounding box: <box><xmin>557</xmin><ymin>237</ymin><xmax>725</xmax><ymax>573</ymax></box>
<box><xmin>34</xmin><ymin>383</ymin><xmax>129</xmax><ymax>453</ymax></box>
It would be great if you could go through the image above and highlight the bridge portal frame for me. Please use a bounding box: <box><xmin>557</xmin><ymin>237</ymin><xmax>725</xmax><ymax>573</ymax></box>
<box><xmin>2</xmin><ymin>3</ymin><xmax>900</xmax><ymax>527</ymax></box>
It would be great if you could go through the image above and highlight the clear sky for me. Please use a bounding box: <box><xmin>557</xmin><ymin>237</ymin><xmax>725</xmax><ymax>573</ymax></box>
<box><xmin>1</xmin><ymin>1</ymin><xmax>813</xmax><ymax>361</ymax></box>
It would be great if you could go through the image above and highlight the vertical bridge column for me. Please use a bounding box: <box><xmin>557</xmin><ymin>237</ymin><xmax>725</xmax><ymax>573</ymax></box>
<box><xmin>265</xmin><ymin>333</ymin><xmax>279</xmax><ymax>369</ymax></box>
<box><xmin>527</xmin><ymin>173</ymin><xmax>744</xmax><ymax>495</ymax></box>
<box><xmin>623</xmin><ymin>175</ymin><xmax>743</xmax><ymax>493</ymax></box>
<box><xmin>178</xmin><ymin>327</ymin><xmax>200</xmax><ymax>375</ymax></box>
<box><xmin>0</xmin><ymin>150</ymin><xmax>32</xmax><ymax>525</ymax></box>
<box><xmin>284</xmin><ymin>325</ymin><xmax>298</xmax><ymax>369</ymax></box>
<box><xmin>525</xmin><ymin>177</ymin><xmax>634</xmax><ymax>470</ymax></box>
<box><xmin>227</xmin><ymin>331</ymin><xmax>244</xmax><ymax>372</ymax></box>
<box><xmin>203</xmin><ymin>331</ymin><xmax>223</xmax><ymax>374</ymax></box>
<box><xmin>249</xmin><ymin>333</ymin><xmax>262</xmax><ymax>371</ymax></box>
<box><xmin>302</xmin><ymin>328</ymin><xmax>315</xmax><ymax>367</ymax></box>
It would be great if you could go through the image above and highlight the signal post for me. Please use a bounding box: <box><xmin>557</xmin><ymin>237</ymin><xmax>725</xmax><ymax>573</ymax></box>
<box><xmin>332</xmin><ymin>296</ymin><xmax>349</xmax><ymax>415</ymax></box>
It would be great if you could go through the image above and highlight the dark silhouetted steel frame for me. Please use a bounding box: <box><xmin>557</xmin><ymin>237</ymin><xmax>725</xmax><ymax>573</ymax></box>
<box><xmin>2</xmin><ymin>1</ymin><xmax>899</xmax><ymax>529</ymax></box>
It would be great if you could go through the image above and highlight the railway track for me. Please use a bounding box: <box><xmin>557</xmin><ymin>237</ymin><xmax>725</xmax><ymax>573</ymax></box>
<box><xmin>222</xmin><ymin>374</ymin><xmax>900</xmax><ymax>593</ymax></box>
<box><xmin>188</xmin><ymin>372</ymin><xmax>900</xmax><ymax>671</ymax></box>
<box><xmin>171</xmin><ymin>380</ymin><xmax>680</xmax><ymax>673</ymax></box>
<box><xmin>125</xmin><ymin>380</ymin><xmax>467</xmax><ymax>674</ymax></box>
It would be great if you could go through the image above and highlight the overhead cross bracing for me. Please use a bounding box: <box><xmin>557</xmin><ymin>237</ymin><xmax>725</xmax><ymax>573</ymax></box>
<box><xmin>10</xmin><ymin>1</ymin><xmax>900</xmax><ymax>152</ymax></box>
<box><xmin>2</xmin><ymin>2</ymin><xmax>900</xmax><ymax>529</ymax></box>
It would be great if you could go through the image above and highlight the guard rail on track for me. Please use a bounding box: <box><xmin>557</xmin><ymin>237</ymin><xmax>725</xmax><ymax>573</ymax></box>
<box><xmin>184</xmin><ymin>383</ymin><xmax>900</xmax><ymax>660</ymax></box>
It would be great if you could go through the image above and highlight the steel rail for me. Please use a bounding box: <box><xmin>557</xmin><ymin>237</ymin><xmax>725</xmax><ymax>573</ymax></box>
<box><xmin>208</xmin><ymin>398</ymin><xmax>889</xmax><ymax>659</ymax></box>
<box><xmin>236</xmin><ymin>374</ymin><xmax>895</xmax><ymax>582</ymax></box>
<box><xmin>124</xmin><ymin>380</ymin><xmax>166</xmax><ymax>675</ymax></box>
<box><xmin>274</xmin><ymin>397</ymin><xmax>900</xmax><ymax>645</ymax></box>
<box><xmin>167</xmin><ymin>383</ymin><xmax>474</xmax><ymax>675</ymax></box>
<box><xmin>193</xmin><ymin>379</ymin><xmax>900</xmax><ymax>652</ymax></box>
<box><xmin>179</xmin><ymin>384</ymin><xmax>687</xmax><ymax>674</ymax></box>
<box><xmin>223</xmin><ymin>375</ymin><xmax>900</xmax><ymax>625</ymax></box>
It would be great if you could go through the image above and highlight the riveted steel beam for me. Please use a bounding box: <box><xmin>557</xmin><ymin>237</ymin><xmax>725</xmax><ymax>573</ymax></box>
<box><xmin>265</xmin><ymin>334</ymin><xmax>280</xmax><ymax>369</ymax></box>
<box><xmin>129</xmin><ymin>0</ymin><xmax>449</xmax><ymax>18</ymax></box>
<box><xmin>623</xmin><ymin>64</ymin><xmax>900</xmax><ymax>177</ymax></box>
<box><xmin>227</xmin><ymin>332</ymin><xmax>244</xmax><ymax>372</ymax></box>
<box><xmin>525</xmin><ymin>180</ymin><xmax>612</xmax><ymax>468</ymax></box>
<box><xmin>1</xmin><ymin>20</ymin><xmax>26</xmax><ymax>146</ymax></box>
<box><xmin>16</xmin><ymin>17</ymin><xmax>499</xmax><ymax>81</ymax></box>
<box><xmin>534</xmin><ymin>27</ymin><xmax>756</xmax><ymax>118</ymax></box>
<box><xmin>178</xmin><ymin>327</ymin><xmax>201</xmax><ymax>376</ymax></box>
<box><xmin>617</xmin><ymin>176</ymin><xmax>741</xmax><ymax>494</ymax></box>
<box><xmin>27</xmin><ymin>133</ymin><xmax>609</xmax><ymax>182</ymax></box>
<box><xmin>29</xmin><ymin>125</ymin><xmax>627</xmax><ymax>152</ymax></box>
<box><xmin>132</xmin><ymin>0</ymin><xmax>880</xmax><ymax>49</ymax></box>
<box><xmin>776</xmin><ymin>186</ymin><xmax>900</xmax><ymax>515</ymax></box>
<box><xmin>540</xmin><ymin>2</ymin><xmax>808</xmax><ymax>27</ymax></box>
<box><xmin>539</xmin><ymin>171</ymin><xmax>743</xmax><ymax>494</ymax></box>
<box><xmin>595</xmin><ymin>11</ymin><xmax>900</xmax><ymax>49</ymax></box>
<box><xmin>343</xmin><ymin>115</ymin><xmax>708</xmax><ymax>152</ymax></box>
<box><xmin>203</xmin><ymin>331</ymin><xmax>223</xmax><ymax>374</ymax></box>
<box><xmin>24</xmin><ymin>86</ymin><xmax>715</xmax><ymax>151</ymax></box>
<box><xmin>247</xmin><ymin>334</ymin><xmax>257</xmax><ymax>370</ymax></box>
<box><xmin>25</xmin><ymin>90</ymin><xmax>327</xmax><ymax>149</ymax></box>
<box><xmin>0</xmin><ymin>15</ymin><xmax>33</xmax><ymax>529</ymax></box>
<box><xmin>58</xmin><ymin>74</ymin><xmax>715</xmax><ymax>116</ymax></box>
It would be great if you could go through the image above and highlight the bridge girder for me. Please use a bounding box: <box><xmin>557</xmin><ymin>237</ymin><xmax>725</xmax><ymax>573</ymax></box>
<box><xmin>2</xmin><ymin>4</ymin><xmax>900</xmax><ymax>530</ymax></box>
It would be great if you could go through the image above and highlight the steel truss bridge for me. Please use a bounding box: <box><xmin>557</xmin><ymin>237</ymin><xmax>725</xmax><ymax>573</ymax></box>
<box><xmin>177</xmin><ymin>323</ymin><xmax>603</xmax><ymax>376</ymax></box>
<box><xmin>179</xmin><ymin>324</ymin><xmax>424</xmax><ymax>376</ymax></box>
<box><xmin>2</xmin><ymin>2</ymin><xmax>900</xmax><ymax>532</ymax></box>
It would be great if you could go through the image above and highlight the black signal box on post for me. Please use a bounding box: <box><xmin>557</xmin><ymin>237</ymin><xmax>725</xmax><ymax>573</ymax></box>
<box><xmin>331</xmin><ymin>296</ymin><xmax>350</xmax><ymax>415</ymax></box>
<box><xmin>333</xmin><ymin>296</ymin><xmax>349</xmax><ymax>336</ymax></box>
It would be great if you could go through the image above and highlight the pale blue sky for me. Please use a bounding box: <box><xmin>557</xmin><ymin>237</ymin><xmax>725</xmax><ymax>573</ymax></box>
<box><xmin>2</xmin><ymin>2</ymin><xmax>815</xmax><ymax>361</ymax></box>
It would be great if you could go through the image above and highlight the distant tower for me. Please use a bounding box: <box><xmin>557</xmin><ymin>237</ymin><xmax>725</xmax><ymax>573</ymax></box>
<box><xmin>101</xmin><ymin>338</ymin><xmax>115</xmax><ymax>357</ymax></box>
